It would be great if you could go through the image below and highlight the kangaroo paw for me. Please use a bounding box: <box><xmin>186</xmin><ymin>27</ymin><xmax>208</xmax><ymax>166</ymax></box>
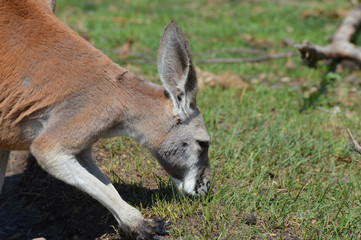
<box><xmin>133</xmin><ymin>218</ymin><xmax>171</xmax><ymax>240</ymax></box>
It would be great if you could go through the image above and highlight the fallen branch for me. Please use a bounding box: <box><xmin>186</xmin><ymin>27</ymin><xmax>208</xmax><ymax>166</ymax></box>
<box><xmin>295</xmin><ymin>9</ymin><xmax>361</xmax><ymax>67</ymax></box>
<box><xmin>117</xmin><ymin>51</ymin><xmax>299</xmax><ymax>65</ymax></box>
<box><xmin>194</xmin><ymin>47</ymin><xmax>266</xmax><ymax>56</ymax></box>
<box><xmin>347</xmin><ymin>128</ymin><xmax>361</xmax><ymax>155</ymax></box>
<box><xmin>109</xmin><ymin>48</ymin><xmax>156</xmax><ymax>62</ymax></box>
<box><xmin>125</xmin><ymin>59</ymin><xmax>155</xmax><ymax>64</ymax></box>
<box><xmin>244</xmin><ymin>0</ymin><xmax>318</xmax><ymax>6</ymax></box>
<box><xmin>196</xmin><ymin>51</ymin><xmax>299</xmax><ymax>64</ymax></box>
<box><xmin>105</xmin><ymin>47</ymin><xmax>268</xmax><ymax>62</ymax></box>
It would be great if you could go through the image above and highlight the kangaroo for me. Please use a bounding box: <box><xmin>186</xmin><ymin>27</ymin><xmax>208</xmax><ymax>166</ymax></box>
<box><xmin>0</xmin><ymin>0</ymin><xmax>211</xmax><ymax>239</ymax></box>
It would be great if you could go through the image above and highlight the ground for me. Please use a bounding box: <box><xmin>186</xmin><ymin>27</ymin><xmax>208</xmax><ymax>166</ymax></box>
<box><xmin>0</xmin><ymin>145</ymin><xmax>172</xmax><ymax>240</ymax></box>
<box><xmin>2</xmin><ymin>0</ymin><xmax>361</xmax><ymax>239</ymax></box>
<box><xmin>0</xmin><ymin>146</ymin><xmax>303</xmax><ymax>240</ymax></box>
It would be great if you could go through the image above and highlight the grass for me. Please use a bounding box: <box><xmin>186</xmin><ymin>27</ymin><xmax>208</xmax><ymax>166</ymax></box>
<box><xmin>54</xmin><ymin>0</ymin><xmax>361</xmax><ymax>239</ymax></box>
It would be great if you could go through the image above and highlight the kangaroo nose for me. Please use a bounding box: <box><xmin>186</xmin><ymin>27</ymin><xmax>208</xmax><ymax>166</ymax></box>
<box><xmin>206</xmin><ymin>180</ymin><xmax>211</xmax><ymax>192</ymax></box>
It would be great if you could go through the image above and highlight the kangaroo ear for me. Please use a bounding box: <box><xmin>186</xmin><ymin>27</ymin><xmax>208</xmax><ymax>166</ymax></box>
<box><xmin>45</xmin><ymin>0</ymin><xmax>57</xmax><ymax>13</ymax></box>
<box><xmin>158</xmin><ymin>20</ymin><xmax>198</xmax><ymax>120</ymax></box>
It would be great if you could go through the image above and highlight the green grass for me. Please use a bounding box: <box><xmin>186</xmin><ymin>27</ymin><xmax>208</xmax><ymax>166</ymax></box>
<box><xmin>56</xmin><ymin>0</ymin><xmax>361</xmax><ymax>239</ymax></box>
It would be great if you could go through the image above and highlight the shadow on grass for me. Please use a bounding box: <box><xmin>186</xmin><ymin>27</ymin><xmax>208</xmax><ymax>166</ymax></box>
<box><xmin>0</xmin><ymin>156</ymin><xmax>175</xmax><ymax>240</ymax></box>
<box><xmin>300</xmin><ymin>60</ymin><xmax>341</xmax><ymax>112</ymax></box>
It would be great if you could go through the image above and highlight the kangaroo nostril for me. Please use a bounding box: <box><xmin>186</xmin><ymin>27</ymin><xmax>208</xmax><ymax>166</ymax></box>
<box><xmin>197</xmin><ymin>140</ymin><xmax>210</xmax><ymax>149</ymax></box>
<box><xmin>206</xmin><ymin>181</ymin><xmax>211</xmax><ymax>191</ymax></box>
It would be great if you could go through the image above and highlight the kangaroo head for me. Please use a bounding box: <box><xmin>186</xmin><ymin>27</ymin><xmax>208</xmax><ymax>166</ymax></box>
<box><xmin>153</xmin><ymin>21</ymin><xmax>211</xmax><ymax>196</ymax></box>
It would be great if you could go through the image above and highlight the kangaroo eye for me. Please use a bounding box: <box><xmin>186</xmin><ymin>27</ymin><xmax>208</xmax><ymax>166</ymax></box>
<box><xmin>197</xmin><ymin>140</ymin><xmax>210</xmax><ymax>149</ymax></box>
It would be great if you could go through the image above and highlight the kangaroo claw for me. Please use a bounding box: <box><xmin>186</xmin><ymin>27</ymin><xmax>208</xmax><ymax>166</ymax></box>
<box><xmin>133</xmin><ymin>218</ymin><xmax>172</xmax><ymax>240</ymax></box>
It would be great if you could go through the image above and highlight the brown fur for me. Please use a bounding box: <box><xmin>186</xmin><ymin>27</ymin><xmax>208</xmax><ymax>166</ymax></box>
<box><xmin>0</xmin><ymin>0</ymin><xmax>173</xmax><ymax>151</ymax></box>
<box><xmin>0</xmin><ymin>2</ymin><xmax>210</xmax><ymax>237</ymax></box>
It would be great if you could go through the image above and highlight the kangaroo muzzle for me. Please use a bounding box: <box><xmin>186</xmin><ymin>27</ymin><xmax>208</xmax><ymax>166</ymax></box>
<box><xmin>171</xmin><ymin>165</ymin><xmax>211</xmax><ymax>197</ymax></box>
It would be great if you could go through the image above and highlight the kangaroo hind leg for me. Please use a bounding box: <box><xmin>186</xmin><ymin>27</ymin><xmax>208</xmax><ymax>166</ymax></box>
<box><xmin>75</xmin><ymin>147</ymin><xmax>170</xmax><ymax>238</ymax></box>
<box><xmin>30</xmin><ymin>138</ymin><xmax>169</xmax><ymax>238</ymax></box>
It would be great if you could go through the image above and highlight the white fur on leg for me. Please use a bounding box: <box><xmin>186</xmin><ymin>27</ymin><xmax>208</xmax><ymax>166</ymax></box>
<box><xmin>0</xmin><ymin>151</ymin><xmax>10</xmax><ymax>194</ymax></box>
<box><xmin>31</xmin><ymin>148</ymin><xmax>143</xmax><ymax>233</ymax></box>
<box><xmin>76</xmin><ymin>148</ymin><xmax>119</xmax><ymax>193</ymax></box>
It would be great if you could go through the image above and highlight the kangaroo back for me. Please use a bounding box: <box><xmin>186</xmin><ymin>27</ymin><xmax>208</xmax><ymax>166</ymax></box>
<box><xmin>0</xmin><ymin>0</ymin><xmax>125</xmax><ymax>149</ymax></box>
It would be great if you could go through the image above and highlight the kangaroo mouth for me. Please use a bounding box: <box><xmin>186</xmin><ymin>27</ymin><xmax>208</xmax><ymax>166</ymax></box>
<box><xmin>170</xmin><ymin>175</ymin><xmax>210</xmax><ymax>197</ymax></box>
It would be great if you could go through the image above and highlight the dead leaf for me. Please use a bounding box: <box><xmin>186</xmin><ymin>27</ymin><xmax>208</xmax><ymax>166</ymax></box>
<box><xmin>280</xmin><ymin>77</ymin><xmax>291</xmax><ymax>83</ymax></box>
<box><xmin>281</xmin><ymin>38</ymin><xmax>295</xmax><ymax>47</ymax></box>
<box><xmin>242</xmin><ymin>34</ymin><xmax>272</xmax><ymax>49</ymax></box>
<box><xmin>286</xmin><ymin>56</ymin><xmax>296</xmax><ymax>69</ymax></box>
<box><xmin>304</xmin><ymin>87</ymin><xmax>318</xmax><ymax>98</ymax></box>
<box><xmin>195</xmin><ymin>67</ymin><xmax>250</xmax><ymax>90</ymax></box>
<box><xmin>220</xmin><ymin>72</ymin><xmax>249</xmax><ymax>89</ymax></box>
<box><xmin>111</xmin><ymin>17</ymin><xmax>143</xmax><ymax>25</ymax></box>
<box><xmin>271</xmin><ymin>108</ymin><xmax>278</xmax><ymax>117</ymax></box>
<box><xmin>116</xmin><ymin>39</ymin><xmax>133</xmax><ymax>60</ymax></box>
<box><xmin>300</xmin><ymin>9</ymin><xmax>348</xmax><ymax>19</ymax></box>
<box><xmin>276</xmin><ymin>189</ymin><xmax>287</xmax><ymax>194</ymax></box>
<box><xmin>196</xmin><ymin>66</ymin><xmax>219</xmax><ymax>89</ymax></box>
<box><xmin>336</xmin><ymin>155</ymin><xmax>356</xmax><ymax>163</ymax></box>
<box><xmin>125</xmin><ymin>63</ymin><xmax>142</xmax><ymax>76</ymax></box>
<box><xmin>108</xmin><ymin>5</ymin><xmax>117</xmax><ymax>12</ymax></box>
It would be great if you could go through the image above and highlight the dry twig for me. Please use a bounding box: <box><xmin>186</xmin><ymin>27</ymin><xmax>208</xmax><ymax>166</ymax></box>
<box><xmin>245</xmin><ymin>0</ymin><xmax>318</xmax><ymax>6</ymax></box>
<box><xmin>347</xmin><ymin>128</ymin><xmax>361</xmax><ymax>154</ymax></box>
<box><xmin>295</xmin><ymin>9</ymin><xmax>361</xmax><ymax>67</ymax></box>
<box><xmin>114</xmin><ymin>50</ymin><xmax>299</xmax><ymax>65</ymax></box>
<box><xmin>196</xmin><ymin>51</ymin><xmax>299</xmax><ymax>64</ymax></box>
<box><xmin>194</xmin><ymin>47</ymin><xmax>266</xmax><ymax>56</ymax></box>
